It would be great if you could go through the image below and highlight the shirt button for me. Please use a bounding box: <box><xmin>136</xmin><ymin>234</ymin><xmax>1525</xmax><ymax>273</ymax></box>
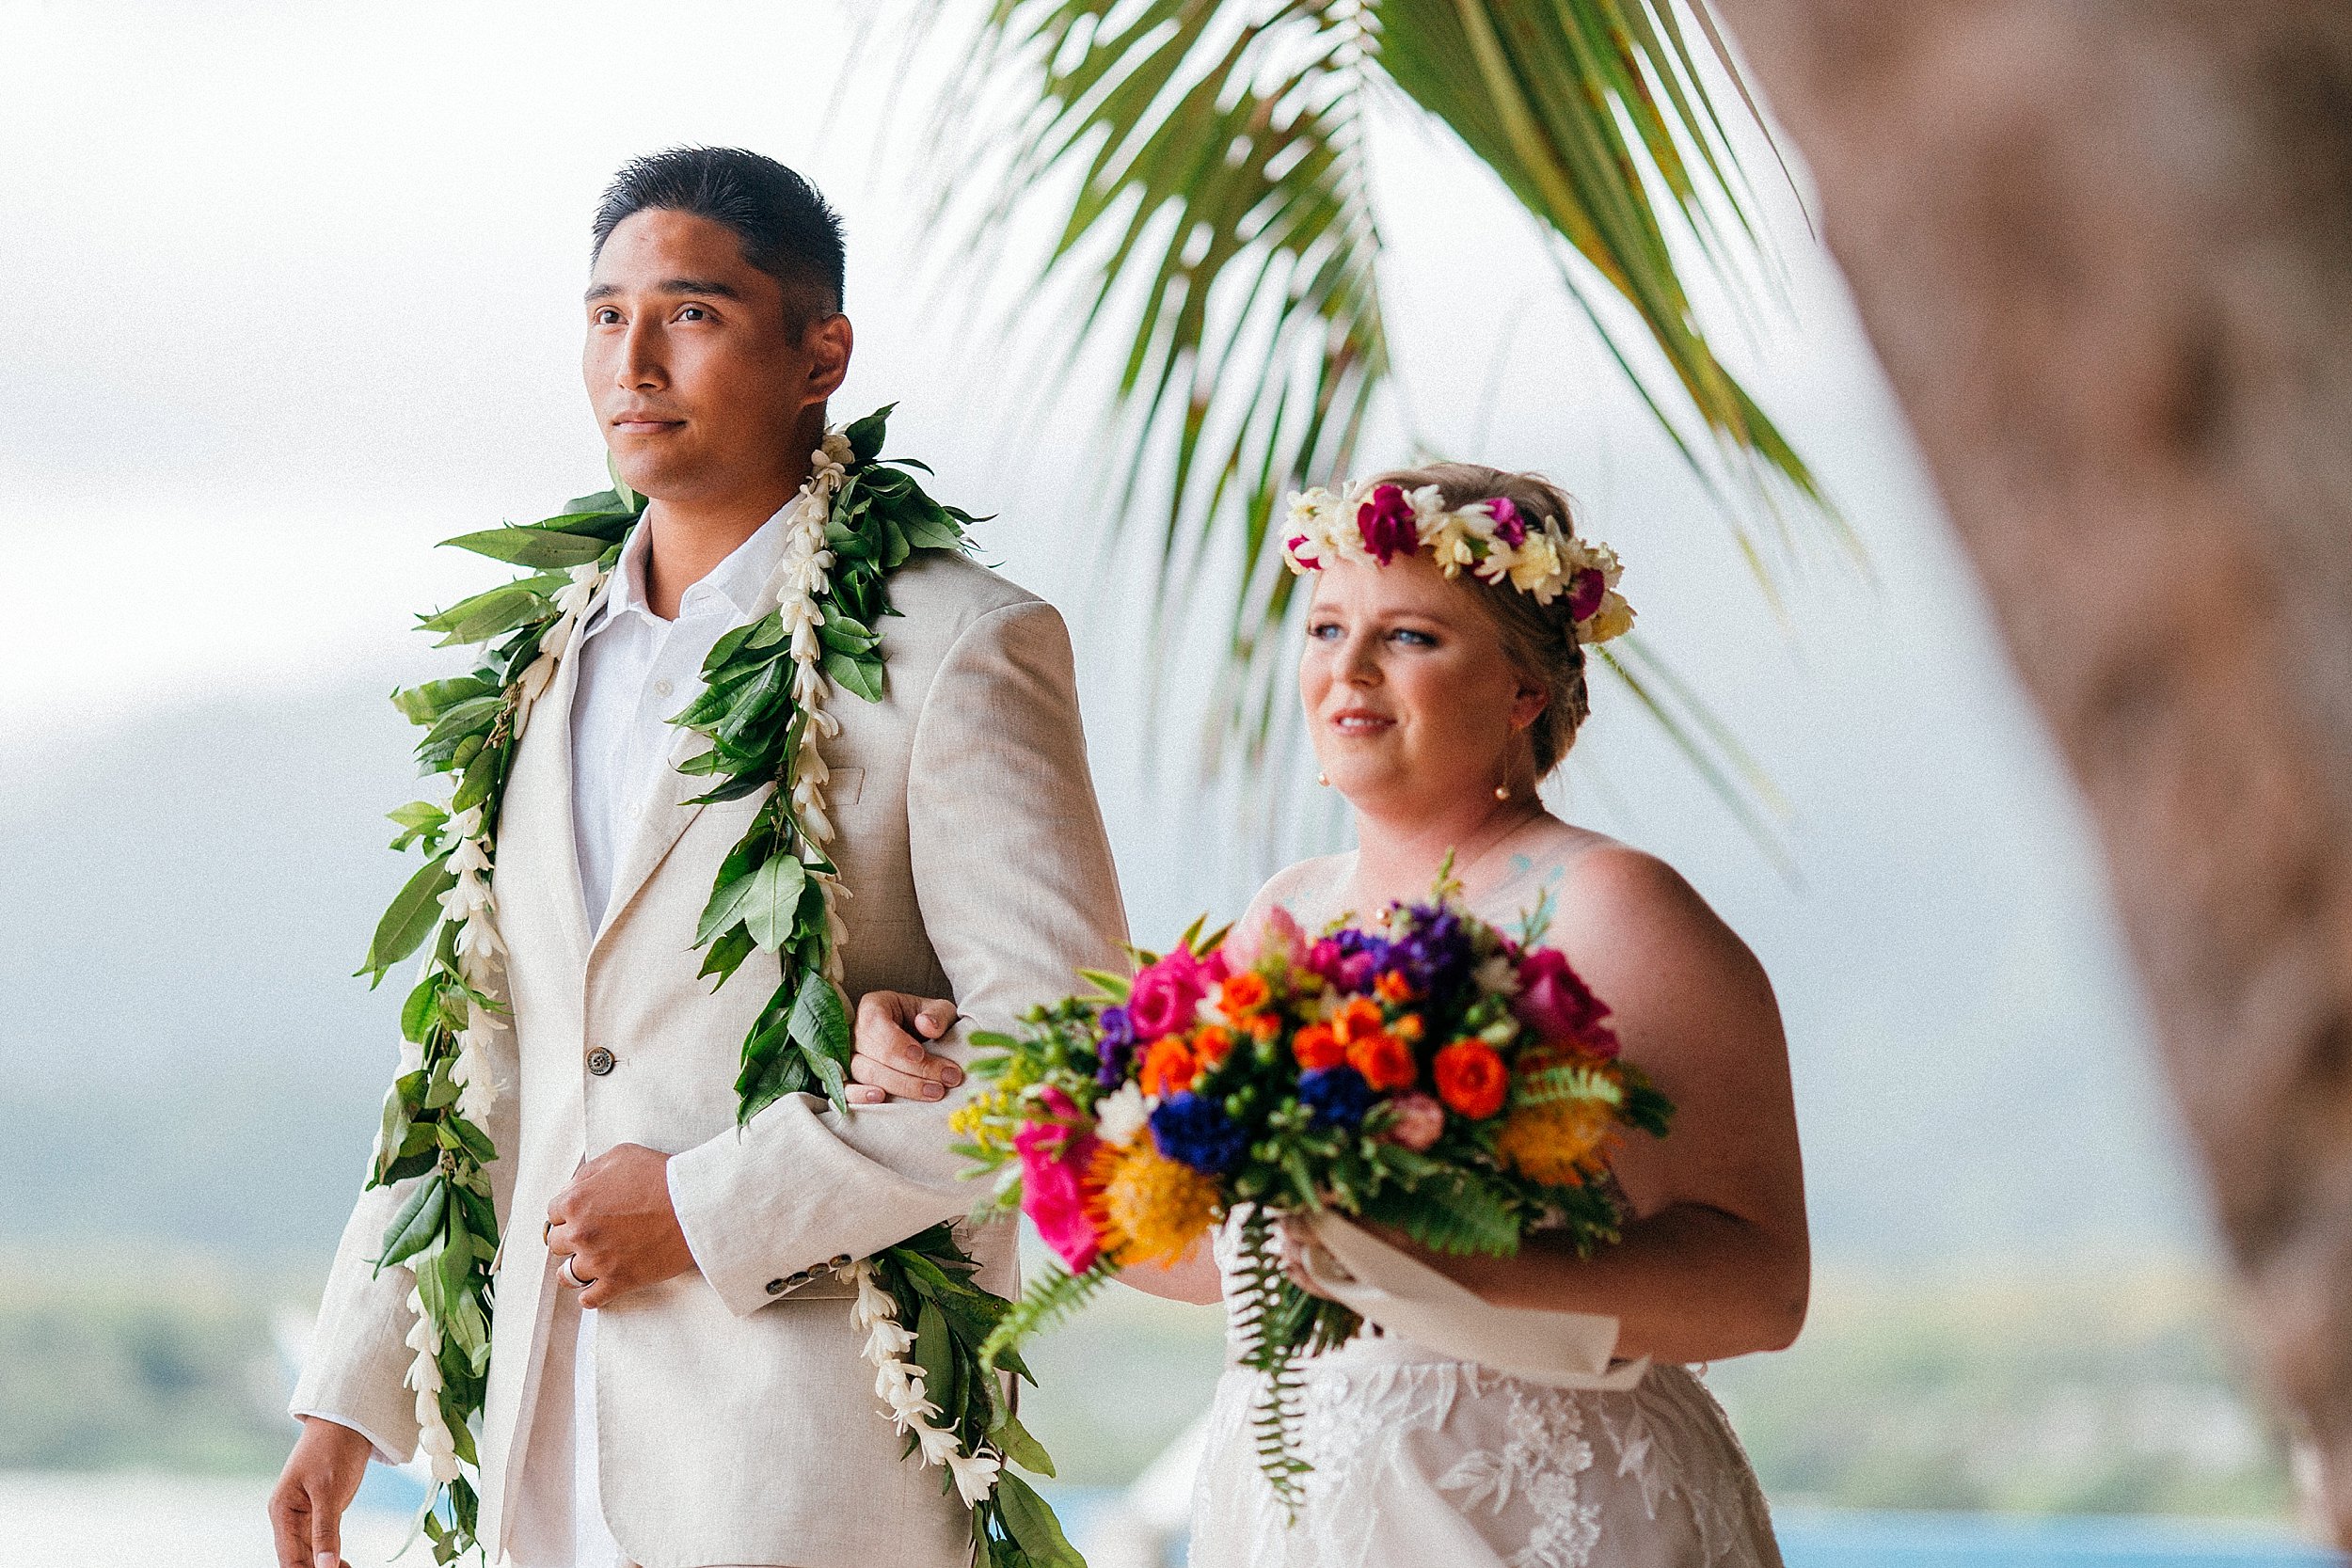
<box><xmin>585</xmin><ymin>1047</ymin><xmax>616</xmax><ymax>1076</ymax></box>
<box><xmin>653</xmin><ymin>678</ymin><xmax>674</xmax><ymax>698</ymax></box>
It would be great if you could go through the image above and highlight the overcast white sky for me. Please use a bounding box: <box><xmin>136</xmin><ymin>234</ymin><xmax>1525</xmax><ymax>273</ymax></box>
<box><xmin>0</xmin><ymin>0</ymin><xmax>2208</xmax><ymax>1263</ymax></box>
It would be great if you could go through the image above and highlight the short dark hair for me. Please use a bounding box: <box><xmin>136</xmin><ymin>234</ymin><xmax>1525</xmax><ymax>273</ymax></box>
<box><xmin>591</xmin><ymin>147</ymin><xmax>846</xmax><ymax>323</ymax></box>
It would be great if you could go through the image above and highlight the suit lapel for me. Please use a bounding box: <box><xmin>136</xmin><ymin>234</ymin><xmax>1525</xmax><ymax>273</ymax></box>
<box><xmin>587</xmin><ymin>723</ymin><xmax>714</xmax><ymax>958</ymax></box>
<box><xmin>501</xmin><ymin>614</ymin><xmax>596</xmax><ymax>971</ymax></box>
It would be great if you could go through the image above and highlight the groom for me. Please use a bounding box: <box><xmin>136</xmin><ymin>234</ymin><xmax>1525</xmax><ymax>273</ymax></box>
<box><xmin>270</xmin><ymin>148</ymin><xmax>1128</xmax><ymax>1568</ymax></box>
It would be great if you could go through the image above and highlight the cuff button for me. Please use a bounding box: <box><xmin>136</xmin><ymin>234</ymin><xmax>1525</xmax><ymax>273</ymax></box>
<box><xmin>765</xmin><ymin>1278</ymin><xmax>787</xmax><ymax>1295</ymax></box>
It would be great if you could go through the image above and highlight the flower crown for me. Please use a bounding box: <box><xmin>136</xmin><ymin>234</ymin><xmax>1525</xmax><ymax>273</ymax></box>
<box><xmin>1281</xmin><ymin>481</ymin><xmax>1633</xmax><ymax>644</ymax></box>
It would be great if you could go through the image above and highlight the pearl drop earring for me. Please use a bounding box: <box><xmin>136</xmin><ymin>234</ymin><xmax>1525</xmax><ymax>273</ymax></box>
<box><xmin>1317</xmin><ymin>769</ymin><xmax>1330</xmax><ymax>786</ymax></box>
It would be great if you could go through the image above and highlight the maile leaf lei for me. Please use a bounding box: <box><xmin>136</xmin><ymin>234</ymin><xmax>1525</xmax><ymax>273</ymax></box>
<box><xmin>354</xmin><ymin>406</ymin><xmax>1074</xmax><ymax>1566</ymax></box>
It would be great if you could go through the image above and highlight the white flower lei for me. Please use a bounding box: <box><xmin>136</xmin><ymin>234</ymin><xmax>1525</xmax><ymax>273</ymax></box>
<box><xmin>396</xmin><ymin>429</ymin><xmax>995</xmax><ymax>1499</ymax></box>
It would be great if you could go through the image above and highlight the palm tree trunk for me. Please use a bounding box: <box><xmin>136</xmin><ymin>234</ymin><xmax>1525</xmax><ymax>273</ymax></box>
<box><xmin>1709</xmin><ymin>0</ymin><xmax>2352</xmax><ymax>1540</ymax></box>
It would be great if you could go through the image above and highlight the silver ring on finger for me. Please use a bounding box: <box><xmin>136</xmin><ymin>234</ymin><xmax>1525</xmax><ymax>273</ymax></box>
<box><xmin>558</xmin><ymin>1254</ymin><xmax>591</xmax><ymax>1290</ymax></box>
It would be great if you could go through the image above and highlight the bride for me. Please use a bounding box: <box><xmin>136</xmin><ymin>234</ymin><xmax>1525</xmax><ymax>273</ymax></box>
<box><xmin>849</xmin><ymin>464</ymin><xmax>1807</xmax><ymax>1567</ymax></box>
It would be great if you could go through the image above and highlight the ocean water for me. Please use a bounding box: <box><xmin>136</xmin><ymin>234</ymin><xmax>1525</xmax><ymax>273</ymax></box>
<box><xmin>3</xmin><ymin>1471</ymin><xmax>2339</xmax><ymax>1568</ymax></box>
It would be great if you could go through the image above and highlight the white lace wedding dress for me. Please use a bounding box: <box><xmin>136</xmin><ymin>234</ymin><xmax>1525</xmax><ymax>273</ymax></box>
<box><xmin>1187</xmin><ymin>1229</ymin><xmax>1784</xmax><ymax>1568</ymax></box>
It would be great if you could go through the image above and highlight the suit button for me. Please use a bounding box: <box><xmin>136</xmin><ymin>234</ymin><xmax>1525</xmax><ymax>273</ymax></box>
<box><xmin>586</xmin><ymin>1047</ymin><xmax>615</xmax><ymax>1076</ymax></box>
<box><xmin>765</xmin><ymin>1278</ymin><xmax>787</xmax><ymax>1296</ymax></box>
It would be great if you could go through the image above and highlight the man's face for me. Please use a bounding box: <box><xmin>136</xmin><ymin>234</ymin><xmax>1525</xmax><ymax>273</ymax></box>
<box><xmin>582</xmin><ymin>207</ymin><xmax>845</xmax><ymax>506</ymax></box>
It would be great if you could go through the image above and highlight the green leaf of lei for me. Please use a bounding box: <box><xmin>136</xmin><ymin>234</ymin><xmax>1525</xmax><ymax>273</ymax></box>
<box><xmin>359</xmin><ymin>853</ymin><xmax>457</xmax><ymax>986</ymax></box>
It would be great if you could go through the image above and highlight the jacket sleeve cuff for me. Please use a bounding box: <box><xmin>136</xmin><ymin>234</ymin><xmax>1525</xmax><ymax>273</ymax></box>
<box><xmin>287</xmin><ymin>1405</ymin><xmax>409</xmax><ymax>1468</ymax></box>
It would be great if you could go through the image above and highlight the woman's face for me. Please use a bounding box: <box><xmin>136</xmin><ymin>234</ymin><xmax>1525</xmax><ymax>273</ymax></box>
<box><xmin>1299</xmin><ymin>555</ymin><xmax>1547</xmax><ymax>816</ymax></box>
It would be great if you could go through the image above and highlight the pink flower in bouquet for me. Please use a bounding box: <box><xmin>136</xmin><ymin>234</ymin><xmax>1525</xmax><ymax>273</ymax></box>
<box><xmin>1015</xmin><ymin>1086</ymin><xmax>1103</xmax><ymax>1272</ymax></box>
<box><xmin>1357</xmin><ymin>483</ymin><xmax>1420</xmax><ymax>564</ymax></box>
<box><xmin>1129</xmin><ymin>947</ymin><xmax>1225</xmax><ymax>1038</ymax></box>
<box><xmin>1381</xmin><ymin>1092</ymin><xmax>1446</xmax><ymax>1151</ymax></box>
<box><xmin>1512</xmin><ymin>947</ymin><xmax>1611</xmax><ymax>1047</ymax></box>
<box><xmin>1226</xmin><ymin>905</ymin><xmax>1304</xmax><ymax>971</ymax></box>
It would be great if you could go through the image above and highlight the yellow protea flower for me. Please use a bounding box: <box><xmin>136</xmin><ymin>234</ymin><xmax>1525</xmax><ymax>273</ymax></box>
<box><xmin>1089</xmin><ymin>1140</ymin><xmax>1219</xmax><ymax>1266</ymax></box>
<box><xmin>1495</xmin><ymin>1053</ymin><xmax>1626</xmax><ymax>1187</ymax></box>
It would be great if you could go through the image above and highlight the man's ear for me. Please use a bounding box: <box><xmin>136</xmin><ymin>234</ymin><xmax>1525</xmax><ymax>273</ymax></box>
<box><xmin>804</xmin><ymin>312</ymin><xmax>853</xmax><ymax>406</ymax></box>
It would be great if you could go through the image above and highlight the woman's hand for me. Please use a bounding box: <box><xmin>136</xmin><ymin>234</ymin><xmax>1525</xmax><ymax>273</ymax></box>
<box><xmin>844</xmin><ymin>990</ymin><xmax>963</xmax><ymax>1105</ymax></box>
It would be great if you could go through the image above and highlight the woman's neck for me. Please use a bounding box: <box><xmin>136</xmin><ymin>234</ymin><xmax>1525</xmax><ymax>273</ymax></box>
<box><xmin>1347</xmin><ymin>791</ymin><xmax>1552</xmax><ymax>911</ymax></box>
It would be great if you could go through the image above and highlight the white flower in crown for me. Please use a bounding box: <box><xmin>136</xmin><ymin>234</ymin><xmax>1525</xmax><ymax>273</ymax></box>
<box><xmin>1281</xmin><ymin>479</ymin><xmax>1634</xmax><ymax>645</ymax></box>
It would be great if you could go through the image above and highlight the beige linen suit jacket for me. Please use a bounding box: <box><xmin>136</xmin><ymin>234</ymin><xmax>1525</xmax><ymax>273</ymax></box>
<box><xmin>292</xmin><ymin>552</ymin><xmax>1129</xmax><ymax>1568</ymax></box>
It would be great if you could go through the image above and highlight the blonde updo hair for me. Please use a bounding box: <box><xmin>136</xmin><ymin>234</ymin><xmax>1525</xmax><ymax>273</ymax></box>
<box><xmin>1360</xmin><ymin>461</ymin><xmax>1594</xmax><ymax>777</ymax></box>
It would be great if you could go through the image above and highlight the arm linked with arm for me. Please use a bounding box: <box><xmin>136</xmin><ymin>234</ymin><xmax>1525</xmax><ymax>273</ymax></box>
<box><xmin>668</xmin><ymin>598</ymin><xmax>1131</xmax><ymax>1318</ymax></box>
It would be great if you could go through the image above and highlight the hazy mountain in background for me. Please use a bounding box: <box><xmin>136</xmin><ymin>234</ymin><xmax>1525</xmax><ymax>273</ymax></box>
<box><xmin>1</xmin><ymin>643</ymin><xmax>2206</xmax><ymax>1270</ymax></box>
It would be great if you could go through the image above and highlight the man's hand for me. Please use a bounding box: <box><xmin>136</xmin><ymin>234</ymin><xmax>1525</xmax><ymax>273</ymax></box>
<box><xmin>546</xmin><ymin>1143</ymin><xmax>697</xmax><ymax>1308</ymax></box>
<box><xmin>845</xmin><ymin>990</ymin><xmax>963</xmax><ymax>1105</ymax></box>
<box><xmin>269</xmin><ymin>1416</ymin><xmax>371</xmax><ymax>1568</ymax></box>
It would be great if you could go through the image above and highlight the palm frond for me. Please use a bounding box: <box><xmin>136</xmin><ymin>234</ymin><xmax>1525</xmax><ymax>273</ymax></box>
<box><xmin>1371</xmin><ymin>0</ymin><xmax>1839</xmax><ymax>551</ymax></box>
<box><xmin>896</xmin><ymin>0</ymin><xmax>1838</xmax><ymax>851</ymax></box>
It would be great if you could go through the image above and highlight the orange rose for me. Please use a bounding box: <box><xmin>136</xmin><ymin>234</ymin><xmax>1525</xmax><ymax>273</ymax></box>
<box><xmin>1332</xmin><ymin>997</ymin><xmax>1385</xmax><ymax>1045</ymax></box>
<box><xmin>1219</xmin><ymin>972</ymin><xmax>1271</xmax><ymax>1014</ymax></box>
<box><xmin>1193</xmin><ymin>1024</ymin><xmax>1236</xmax><ymax>1069</ymax></box>
<box><xmin>1246</xmin><ymin>1012</ymin><xmax>1283</xmax><ymax>1043</ymax></box>
<box><xmin>1374</xmin><ymin>970</ymin><xmax>1419</xmax><ymax>1004</ymax></box>
<box><xmin>1348</xmin><ymin>1031</ymin><xmax>1418</xmax><ymax>1092</ymax></box>
<box><xmin>1140</xmin><ymin>1036</ymin><xmax>1200</xmax><ymax>1097</ymax></box>
<box><xmin>1434</xmin><ymin>1039</ymin><xmax>1508</xmax><ymax>1119</ymax></box>
<box><xmin>1292</xmin><ymin>1022</ymin><xmax>1345</xmax><ymax>1071</ymax></box>
<box><xmin>1391</xmin><ymin>1013</ymin><xmax>1425</xmax><ymax>1042</ymax></box>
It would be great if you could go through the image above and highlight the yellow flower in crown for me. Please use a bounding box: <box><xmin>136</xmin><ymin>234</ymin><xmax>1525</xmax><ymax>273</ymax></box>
<box><xmin>1281</xmin><ymin>480</ymin><xmax>1634</xmax><ymax>645</ymax></box>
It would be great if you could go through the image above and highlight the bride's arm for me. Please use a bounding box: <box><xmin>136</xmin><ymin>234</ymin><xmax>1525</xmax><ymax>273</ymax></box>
<box><xmin>1112</xmin><ymin>1239</ymin><xmax>1225</xmax><ymax>1305</ymax></box>
<box><xmin>1406</xmin><ymin>846</ymin><xmax>1809</xmax><ymax>1365</ymax></box>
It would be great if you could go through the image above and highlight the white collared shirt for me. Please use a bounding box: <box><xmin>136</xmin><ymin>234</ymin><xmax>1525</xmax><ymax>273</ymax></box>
<box><xmin>567</xmin><ymin>510</ymin><xmax>792</xmax><ymax>929</ymax></box>
<box><xmin>549</xmin><ymin>505</ymin><xmax>792</xmax><ymax>1568</ymax></box>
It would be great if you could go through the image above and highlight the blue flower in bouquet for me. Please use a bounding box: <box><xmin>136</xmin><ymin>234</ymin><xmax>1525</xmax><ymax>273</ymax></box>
<box><xmin>1297</xmin><ymin>1066</ymin><xmax>1375</xmax><ymax>1130</ymax></box>
<box><xmin>1096</xmin><ymin>1004</ymin><xmax>1138</xmax><ymax>1086</ymax></box>
<box><xmin>1150</xmin><ymin>1092</ymin><xmax>1251</xmax><ymax>1174</ymax></box>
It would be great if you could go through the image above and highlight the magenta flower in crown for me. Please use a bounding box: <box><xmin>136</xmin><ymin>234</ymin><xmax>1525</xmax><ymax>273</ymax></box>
<box><xmin>1567</xmin><ymin>567</ymin><xmax>1608</xmax><ymax>623</ymax></box>
<box><xmin>1487</xmin><ymin>495</ymin><xmax>1529</xmax><ymax>546</ymax></box>
<box><xmin>1356</xmin><ymin>483</ymin><xmax>1420</xmax><ymax>564</ymax></box>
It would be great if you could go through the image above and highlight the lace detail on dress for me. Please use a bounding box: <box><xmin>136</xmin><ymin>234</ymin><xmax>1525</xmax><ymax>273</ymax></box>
<box><xmin>1594</xmin><ymin>1368</ymin><xmax>1783</xmax><ymax>1568</ymax></box>
<box><xmin>1438</xmin><ymin>1386</ymin><xmax>1603</xmax><ymax>1568</ymax></box>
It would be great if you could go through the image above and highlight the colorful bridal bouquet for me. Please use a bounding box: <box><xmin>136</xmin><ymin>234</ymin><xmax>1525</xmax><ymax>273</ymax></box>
<box><xmin>954</xmin><ymin>881</ymin><xmax>1672</xmax><ymax>1500</ymax></box>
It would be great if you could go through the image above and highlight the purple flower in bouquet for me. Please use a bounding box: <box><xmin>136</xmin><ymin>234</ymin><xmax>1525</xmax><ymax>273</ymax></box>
<box><xmin>1096</xmin><ymin>1004</ymin><xmax>1138</xmax><ymax>1086</ymax></box>
<box><xmin>1298</xmin><ymin>1066</ymin><xmax>1375</xmax><ymax>1130</ymax></box>
<box><xmin>1150</xmin><ymin>1092</ymin><xmax>1251</xmax><ymax>1175</ymax></box>
<box><xmin>1357</xmin><ymin>483</ymin><xmax>1420</xmax><ymax>564</ymax></box>
<box><xmin>1391</xmin><ymin>903</ymin><xmax>1472</xmax><ymax>995</ymax></box>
